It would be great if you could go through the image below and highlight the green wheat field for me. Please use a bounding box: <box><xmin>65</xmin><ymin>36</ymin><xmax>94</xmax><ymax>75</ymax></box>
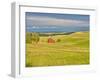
<box><xmin>26</xmin><ymin>31</ymin><xmax>89</xmax><ymax>67</ymax></box>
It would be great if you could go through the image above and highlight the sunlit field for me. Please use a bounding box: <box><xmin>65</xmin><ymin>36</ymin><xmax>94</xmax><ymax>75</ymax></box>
<box><xmin>26</xmin><ymin>31</ymin><xmax>89</xmax><ymax>67</ymax></box>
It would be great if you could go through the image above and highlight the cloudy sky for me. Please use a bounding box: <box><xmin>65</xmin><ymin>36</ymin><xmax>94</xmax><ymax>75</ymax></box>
<box><xmin>25</xmin><ymin>12</ymin><xmax>89</xmax><ymax>32</ymax></box>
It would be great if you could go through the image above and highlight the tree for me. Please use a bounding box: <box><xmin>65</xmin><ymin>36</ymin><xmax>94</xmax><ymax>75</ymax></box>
<box><xmin>26</xmin><ymin>32</ymin><xmax>32</xmax><ymax>43</ymax></box>
<box><xmin>31</xmin><ymin>32</ymin><xmax>40</xmax><ymax>44</ymax></box>
<box><xmin>26</xmin><ymin>32</ymin><xmax>40</xmax><ymax>44</ymax></box>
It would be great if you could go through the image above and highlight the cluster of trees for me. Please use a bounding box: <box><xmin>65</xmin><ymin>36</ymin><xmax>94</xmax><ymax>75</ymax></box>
<box><xmin>26</xmin><ymin>32</ymin><xmax>40</xmax><ymax>44</ymax></box>
<box><xmin>26</xmin><ymin>32</ymin><xmax>63</xmax><ymax>44</ymax></box>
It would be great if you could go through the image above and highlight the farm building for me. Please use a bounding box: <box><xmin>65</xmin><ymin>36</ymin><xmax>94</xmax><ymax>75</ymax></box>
<box><xmin>48</xmin><ymin>37</ymin><xmax>55</xmax><ymax>43</ymax></box>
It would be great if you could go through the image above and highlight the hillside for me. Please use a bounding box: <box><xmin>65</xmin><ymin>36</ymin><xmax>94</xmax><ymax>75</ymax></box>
<box><xmin>26</xmin><ymin>31</ymin><xmax>89</xmax><ymax>67</ymax></box>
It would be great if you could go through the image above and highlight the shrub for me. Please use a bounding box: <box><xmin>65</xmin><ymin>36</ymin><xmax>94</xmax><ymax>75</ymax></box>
<box><xmin>57</xmin><ymin>39</ymin><xmax>61</xmax><ymax>42</ymax></box>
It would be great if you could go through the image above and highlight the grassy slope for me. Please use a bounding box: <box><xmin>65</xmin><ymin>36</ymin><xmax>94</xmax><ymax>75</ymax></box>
<box><xmin>26</xmin><ymin>31</ymin><xmax>89</xmax><ymax>67</ymax></box>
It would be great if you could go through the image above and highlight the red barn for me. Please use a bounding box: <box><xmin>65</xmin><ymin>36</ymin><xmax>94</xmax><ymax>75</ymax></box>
<box><xmin>48</xmin><ymin>38</ymin><xmax>55</xmax><ymax>43</ymax></box>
